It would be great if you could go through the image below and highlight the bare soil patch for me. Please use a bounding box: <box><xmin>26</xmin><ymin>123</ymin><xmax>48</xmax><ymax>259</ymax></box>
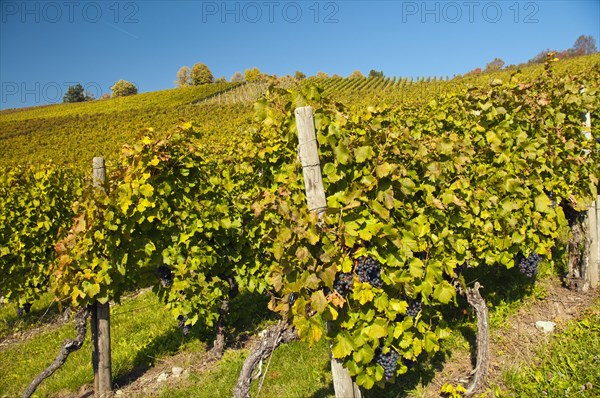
<box><xmin>422</xmin><ymin>277</ymin><xmax>600</xmax><ymax>397</ymax></box>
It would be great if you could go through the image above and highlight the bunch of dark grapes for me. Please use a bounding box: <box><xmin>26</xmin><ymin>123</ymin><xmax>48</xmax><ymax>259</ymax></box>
<box><xmin>16</xmin><ymin>302</ymin><xmax>31</xmax><ymax>316</ymax></box>
<box><xmin>517</xmin><ymin>252</ymin><xmax>541</xmax><ymax>278</ymax></box>
<box><xmin>355</xmin><ymin>256</ymin><xmax>382</xmax><ymax>288</ymax></box>
<box><xmin>374</xmin><ymin>347</ymin><xmax>400</xmax><ymax>381</ymax></box>
<box><xmin>157</xmin><ymin>265</ymin><xmax>173</xmax><ymax>288</ymax></box>
<box><xmin>405</xmin><ymin>300</ymin><xmax>422</xmax><ymax>318</ymax></box>
<box><xmin>333</xmin><ymin>272</ymin><xmax>353</xmax><ymax>296</ymax></box>
<box><xmin>177</xmin><ymin>315</ymin><xmax>191</xmax><ymax>336</ymax></box>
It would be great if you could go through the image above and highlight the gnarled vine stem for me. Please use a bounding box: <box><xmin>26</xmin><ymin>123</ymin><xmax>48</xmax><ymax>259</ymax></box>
<box><xmin>464</xmin><ymin>282</ymin><xmax>489</xmax><ymax>396</ymax></box>
<box><xmin>22</xmin><ymin>307</ymin><xmax>90</xmax><ymax>398</ymax></box>
<box><xmin>233</xmin><ymin>321</ymin><xmax>298</xmax><ymax>398</ymax></box>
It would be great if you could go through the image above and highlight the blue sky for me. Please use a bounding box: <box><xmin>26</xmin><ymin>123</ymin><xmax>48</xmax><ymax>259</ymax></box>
<box><xmin>1</xmin><ymin>0</ymin><xmax>599</xmax><ymax>109</ymax></box>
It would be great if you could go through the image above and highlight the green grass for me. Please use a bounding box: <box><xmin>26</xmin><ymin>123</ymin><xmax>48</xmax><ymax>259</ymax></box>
<box><xmin>0</xmin><ymin>290</ymin><xmax>185</xmax><ymax>398</ymax></box>
<box><xmin>151</xmin><ymin>339</ymin><xmax>334</xmax><ymax>398</ymax></box>
<box><xmin>498</xmin><ymin>299</ymin><xmax>600</xmax><ymax>398</ymax></box>
<box><xmin>1</xmin><ymin>249</ymin><xmax>589</xmax><ymax>398</ymax></box>
<box><xmin>0</xmin><ymin>292</ymin><xmax>59</xmax><ymax>340</ymax></box>
<box><xmin>2</xmin><ymin>271</ymin><xmax>599</xmax><ymax>398</ymax></box>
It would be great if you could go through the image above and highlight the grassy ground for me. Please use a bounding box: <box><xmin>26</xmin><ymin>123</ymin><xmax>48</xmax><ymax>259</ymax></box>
<box><xmin>0</xmin><ymin>291</ymin><xmax>182</xmax><ymax>397</ymax></box>
<box><xmin>1</xmin><ymin>263</ymin><xmax>598</xmax><ymax>398</ymax></box>
<box><xmin>498</xmin><ymin>299</ymin><xmax>600</xmax><ymax>397</ymax></box>
<box><xmin>0</xmin><ymin>292</ymin><xmax>59</xmax><ymax>340</ymax></box>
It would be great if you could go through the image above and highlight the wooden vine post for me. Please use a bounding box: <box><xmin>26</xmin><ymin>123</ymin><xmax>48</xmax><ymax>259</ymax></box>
<box><xmin>295</xmin><ymin>106</ymin><xmax>362</xmax><ymax>398</ymax></box>
<box><xmin>569</xmin><ymin>111</ymin><xmax>600</xmax><ymax>291</ymax></box>
<box><xmin>585</xmin><ymin>111</ymin><xmax>599</xmax><ymax>289</ymax></box>
<box><xmin>589</xmin><ymin>197</ymin><xmax>600</xmax><ymax>289</ymax></box>
<box><xmin>91</xmin><ymin>157</ymin><xmax>113</xmax><ymax>397</ymax></box>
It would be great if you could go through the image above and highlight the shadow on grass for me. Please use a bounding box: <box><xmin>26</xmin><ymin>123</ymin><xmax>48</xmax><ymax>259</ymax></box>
<box><xmin>310</xmin><ymin>384</ymin><xmax>335</xmax><ymax>398</ymax></box>
<box><xmin>112</xmin><ymin>289</ymin><xmax>275</xmax><ymax>390</ymax></box>
<box><xmin>226</xmin><ymin>290</ymin><xmax>277</xmax><ymax>347</ymax></box>
<box><xmin>0</xmin><ymin>293</ymin><xmax>65</xmax><ymax>340</ymax></box>
<box><xmin>112</xmin><ymin>326</ymin><xmax>186</xmax><ymax>388</ymax></box>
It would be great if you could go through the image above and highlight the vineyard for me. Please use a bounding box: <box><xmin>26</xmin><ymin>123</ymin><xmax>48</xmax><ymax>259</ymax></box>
<box><xmin>1</xmin><ymin>53</ymin><xmax>599</xmax><ymax>398</ymax></box>
<box><xmin>0</xmin><ymin>82</ymin><xmax>249</xmax><ymax>169</ymax></box>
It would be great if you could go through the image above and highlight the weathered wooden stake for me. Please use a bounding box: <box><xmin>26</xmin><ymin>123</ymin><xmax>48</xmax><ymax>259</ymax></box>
<box><xmin>90</xmin><ymin>304</ymin><xmax>99</xmax><ymax>393</ymax></box>
<box><xmin>295</xmin><ymin>106</ymin><xmax>361</xmax><ymax>398</ymax></box>
<box><xmin>584</xmin><ymin>110</ymin><xmax>599</xmax><ymax>289</ymax></box>
<box><xmin>92</xmin><ymin>157</ymin><xmax>112</xmax><ymax>398</ymax></box>
<box><xmin>588</xmin><ymin>198</ymin><xmax>599</xmax><ymax>288</ymax></box>
<box><xmin>578</xmin><ymin>111</ymin><xmax>599</xmax><ymax>291</ymax></box>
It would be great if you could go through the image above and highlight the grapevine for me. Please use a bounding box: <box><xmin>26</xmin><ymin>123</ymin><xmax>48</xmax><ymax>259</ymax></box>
<box><xmin>0</xmin><ymin>165</ymin><xmax>82</xmax><ymax>308</ymax></box>
<box><xmin>252</xmin><ymin>54</ymin><xmax>599</xmax><ymax>389</ymax></box>
<box><xmin>0</xmin><ymin>53</ymin><xmax>597</xmax><ymax>395</ymax></box>
<box><xmin>51</xmin><ymin>123</ymin><xmax>269</xmax><ymax>337</ymax></box>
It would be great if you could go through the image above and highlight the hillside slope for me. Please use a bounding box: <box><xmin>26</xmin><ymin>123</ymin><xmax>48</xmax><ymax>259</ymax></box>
<box><xmin>1</xmin><ymin>54</ymin><xmax>598</xmax><ymax>170</ymax></box>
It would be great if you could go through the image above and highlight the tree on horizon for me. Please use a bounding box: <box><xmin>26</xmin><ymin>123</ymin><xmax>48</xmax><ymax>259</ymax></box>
<box><xmin>485</xmin><ymin>58</ymin><xmax>505</xmax><ymax>72</ymax></box>
<box><xmin>63</xmin><ymin>84</ymin><xmax>93</xmax><ymax>103</ymax></box>
<box><xmin>176</xmin><ymin>66</ymin><xmax>192</xmax><ymax>87</ymax></box>
<box><xmin>230</xmin><ymin>71</ymin><xmax>244</xmax><ymax>82</ymax></box>
<box><xmin>191</xmin><ymin>63</ymin><xmax>214</xmax><ymax>85</ymax></box>
<box><xmin>573</xmin><ymin>35</ymin><xmax>598</xmax><ymax>55</ymax></box>
<box><xmin>244</xmin><ymin>67</ymin><xmax>262</xmax><ymax>82</ymax></box>
<box><xmin>111</xmin><ymin>80</ymin><xmax>138</xmax><ymax>97</ymax></box>
<box><xmin>368</xmin><ymin>69</ymin><xmax>384</xmax><ymax>78</ymax></box>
